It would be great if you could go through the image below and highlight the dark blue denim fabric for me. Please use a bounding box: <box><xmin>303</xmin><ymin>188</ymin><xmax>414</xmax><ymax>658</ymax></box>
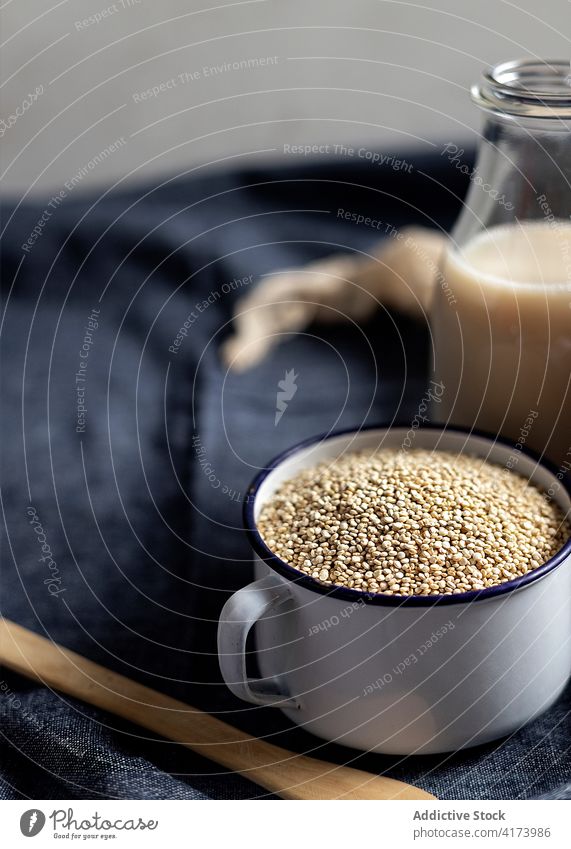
<box><xmin>1</xmin><ymin>153</ymin><xmax>569</xmax><ymax>799</ymax></box>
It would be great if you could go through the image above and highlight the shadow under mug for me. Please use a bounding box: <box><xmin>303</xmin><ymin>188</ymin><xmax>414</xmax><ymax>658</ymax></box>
<box><xmin>218</xmin><ymin>425</ymin><xmax>571</xmax><ymax>755</ymax></box>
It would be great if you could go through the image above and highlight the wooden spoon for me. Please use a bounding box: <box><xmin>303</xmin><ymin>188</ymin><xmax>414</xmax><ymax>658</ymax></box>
<box><xmin>0</xmin><ymin>618</ymin><xmax>435</xmax><ymax>800</ymax></box>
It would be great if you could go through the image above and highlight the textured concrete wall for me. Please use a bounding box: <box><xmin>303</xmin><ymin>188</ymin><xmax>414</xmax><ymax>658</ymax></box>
<box><xmin>2</xmin><ymin>0</ymin><xmax>569</xmax><ymax>195</ymax></box>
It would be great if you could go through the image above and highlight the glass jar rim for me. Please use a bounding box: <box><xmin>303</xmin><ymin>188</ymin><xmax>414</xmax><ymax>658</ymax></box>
<box><xmin>472</xmin><ymin>58</ymin><xmax>571</xmax><ymax>119</ymax></box>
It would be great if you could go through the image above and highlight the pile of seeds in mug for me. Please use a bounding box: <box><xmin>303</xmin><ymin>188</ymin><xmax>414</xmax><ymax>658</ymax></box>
<box><xmin>257</xmin><ymin>449</ymin><xmax>570</xmax><ymax>595</ymax></box>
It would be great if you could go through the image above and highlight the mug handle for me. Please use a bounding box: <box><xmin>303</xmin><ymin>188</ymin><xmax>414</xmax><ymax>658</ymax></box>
<box><xmin>218</xmin><ymin>573</ymin><xmax>299</xmax><ymax>708</ymax></box>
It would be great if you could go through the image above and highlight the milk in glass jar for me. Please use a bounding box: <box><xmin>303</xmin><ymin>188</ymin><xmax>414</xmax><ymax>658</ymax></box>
<box><xmin>432</xmin><ymin>60</ymin><xmax>571</xmax><ymax>468</ymax></box>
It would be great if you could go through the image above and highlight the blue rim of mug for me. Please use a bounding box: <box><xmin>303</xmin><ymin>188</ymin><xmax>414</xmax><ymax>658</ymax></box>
<box><xmin>243</xmin><ymin>423</ymin><xmax>571</xmax><ymax>607</ymax></box>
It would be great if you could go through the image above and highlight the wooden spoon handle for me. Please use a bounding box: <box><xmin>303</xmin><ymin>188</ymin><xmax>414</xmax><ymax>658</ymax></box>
<box><xmin>0</xmin><ymin>618</ymin><xmax>434</xmax><ymax>800</ymax></box>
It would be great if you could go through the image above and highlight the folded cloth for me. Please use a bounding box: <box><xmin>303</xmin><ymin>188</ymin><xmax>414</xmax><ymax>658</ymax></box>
<box><xmin>1</xmin><ymin>152</ymin><xmax>569</xmax><ymax>799</ymax></box>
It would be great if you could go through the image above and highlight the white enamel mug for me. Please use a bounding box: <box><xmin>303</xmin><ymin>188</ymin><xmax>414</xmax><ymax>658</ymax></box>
<box><xmin>218</xmin><ymin>426</ymin><xmax>571</xmax><ymax>755</ymax></box>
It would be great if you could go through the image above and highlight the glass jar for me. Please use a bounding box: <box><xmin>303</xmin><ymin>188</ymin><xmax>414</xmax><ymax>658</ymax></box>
<box><xmin>431</xmin><ymin>59</ymin><xmax>571</xmax><ymax>469</ymax></box>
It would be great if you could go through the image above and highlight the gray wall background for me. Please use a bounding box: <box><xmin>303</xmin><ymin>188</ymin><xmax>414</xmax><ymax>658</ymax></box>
<box><xmin>2</xmin><ymin>0</ymin><xmax>570</xmax><ymax>196</ymax></box>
